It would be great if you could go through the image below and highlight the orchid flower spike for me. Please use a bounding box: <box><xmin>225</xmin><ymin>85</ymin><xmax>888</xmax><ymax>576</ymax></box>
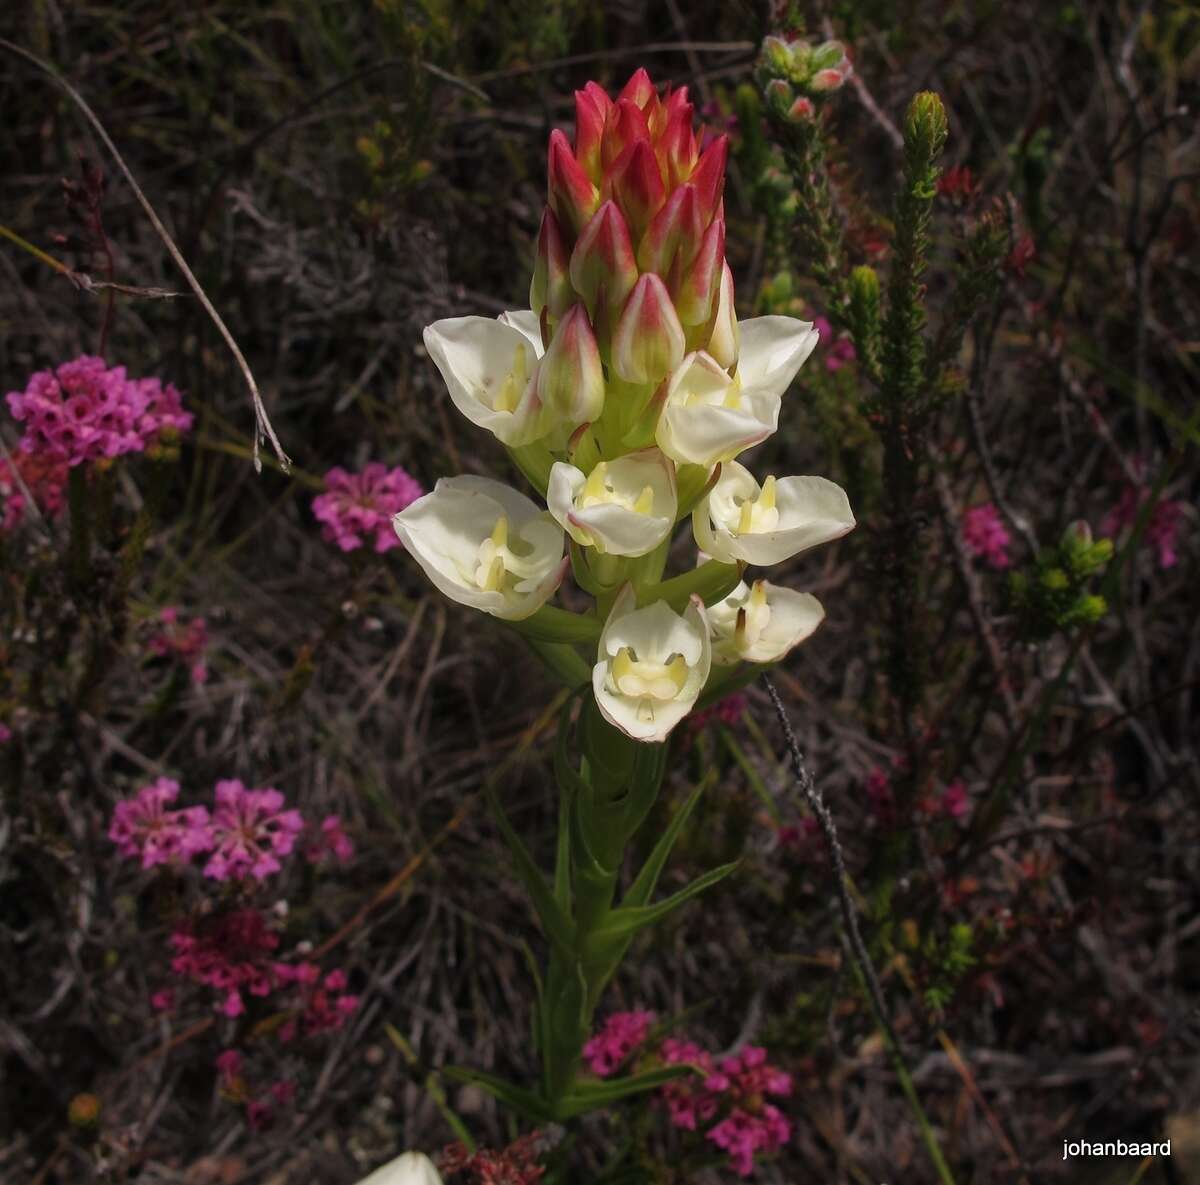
<box><xmin>692</xmin><ymin>460</ymin><xmax>855</xmax><ymax>566</ymax></box>
<box><xmin>392</xmin><ymin>475</ymin><xmax>567</xmax><ymax>620</ymax></box>
<box><xmin>547</xmin><ymin>448</ymin><xmax>677</xmax><ymax>557</ymax></box>
<box><xmin>707</xmin><ymin>579</ymin><xmax>825</xmax><ymax>665</ymax></box>
<box><xmin>593</xmin><ymin>584</ymin><xmax>711</xmax><ymax>742</ymax></box>
<box><xmin>355</xmin><ymin>1151</ymin><xmax>444</xmax><ymax>1185</ymax></box>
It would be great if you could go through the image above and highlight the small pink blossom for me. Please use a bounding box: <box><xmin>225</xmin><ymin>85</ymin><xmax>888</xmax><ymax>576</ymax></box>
<box><xmin>814</xmin><ymin>316</ymin><xmax>857</xmax><ymax>373</ymax></box>
<box><xmin>150</xmin><ymin>988</ymin><xmax>175</xmax><ymax>1012</ymax></box>
<box><xmin>312</xmin><ymin>463</ymin><xmax>424</xmax><ymax>553</ymax></box>
<box><xmin>147</xmin><ymin>607</ymin><xmax>210</xmax><ymax>684</ymax></box>
<box><xmin>0</xmin><ymin>722</ymin><xmax>11</xmax><ymax>745</ymax></box>
<box><xmin>5</xmin><ymin>355</ymin><xmax>192</xmax><ymax>468</ymax></box>
<box><xmin>0</xmin><ymin>451</ymin><xmax>67</xmax><ymax>532</ymax></box>
<box><xmin>962</xmin><ymin>503</ymin><xmax>1012</xmax><ymax>570</ymax></box>
<box><xmin>305</xmin><ymin>815</ymin><xmax>355</xmax><ymax>865</ymax></box>
<box><xmin>215</xmin><ymin>1049</ymin><xmax>243</xmax><ymax>1084</ymax></box>
<box><xmin>108</xmin><ymin>777</ymin><xmax>213</xmax><ymax>869</ymax></box>
<box><xmin>865</xmin><ymin>766</ymin><xmax>895</xmax><ymax>826</ymax></box>
<box><xmin>583</xmin><ymin>1010</ymin><xmax>656</xmax><ymax>1077</ymax></box>
<box><xmin>170</xmin><ymin>909</ymin><xmax>281</xmax><ymax>1013</ymax></box>
<box><xmin>686</xmin><ymin>693</ymin><xmax>748</xmax><ymax>736</ymax></box>
<box><xmin>246</xmin><ymin>1100</ymin><xmax>273</xmax><ymax>1130</ymax></box>
<box><xmin>941</xmin><ymin>779</ymin><xmax>970</xmax><ymax>820</ymax></box>
<box><xmin>1104</xmin><ymin>483</ymin><xmax>1184</xmax><ymax>570</ymax></box>
<box><xmin>203</xmin><ymin>779</ymin><xmax>304</xmax><ymax>882</ymax></box>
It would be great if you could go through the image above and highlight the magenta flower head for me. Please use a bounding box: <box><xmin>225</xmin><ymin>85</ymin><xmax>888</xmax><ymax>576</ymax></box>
<box><xmin>0</xmin><ymin>451</ymin><xmax>68</xmax><ymax>532</ymax></box>
<box><xmin>108</xmin><ymin>777</ymin><xmax>213</xmax><ymax>869</ymax></box>
<box><xmin>312</xmin><ymin>463</ymin><xmax>424</xmax><ymax>553</ymax></box>
<box><xmin>203</xmin><ymin>779</ymin><xmax>305</xmax><ymax>882</ymax></box>
<box><xmin>5</xmin><ymin>355</ymin><xmax>192</xmax><ymax>467</ymax></box>
<box><xmin>583</xmin><ymin>1009</ymin><xmax>656</xmax><ymax>1077</ymax></box>
<box><xmin>962</xmin><ymin>503</ymin><xmax>1012</xmax><ymax>570</ymax></box>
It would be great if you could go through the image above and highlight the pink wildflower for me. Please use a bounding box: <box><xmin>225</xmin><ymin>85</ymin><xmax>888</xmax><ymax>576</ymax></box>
<box><xmin>215</xmin><ymin>1049</ymin><xmax>244</xmax><ymax>1084</ymax></box>
<box><xmin>937</xmin><ymin>165</ymin><xmax>979</xmax><ymax>204</ymax></box>
<box><xmin>170</xmin><ymin>908</ymin><xmax>281</xmax><ymax>1018</ymax></box>
<box><xmin>660</xmin><ymin>1038</ymin><xmax>721</xmax><ymax>1131</ymax></box>
<box><xmin>273</xmin><ymin>961</ymin><xmax>359</xmax><ymax>1040</ymax></box>
<box><xmin>203</xmin><ymin>779</ymin><xmax>304</xmax><ymax>882</ymax></box>
<box><xmin>108</xmin><ymin>777</ymin><xmax>213</xmax><ymax>870</ymax></box>
<box><xmin>813</xmin><ymin>316</ymin><xmax>856</xmax><ymax>372</ymax></box>
<box><xmin>864</xmin><ymin>767</ymin><xmax>895</xmax><ymax>826</ymax></box>
<box><xmin>583</xmin><ymin>1010</ymin><xmax>656</xmax><ymax>1077</ymax></box>
<box><xmin>777</xmin><ymin>816</ymin><xmax>820</xmax><ymax>856</ymax></box>
<box><xmin>941</xmin><ymin>779</ymin><xmax>970</xmax><ymax>820</ymax></box>
<box><xmin>686</xmin><ymin>692</ymin><xmax>747</xmax><ymax>736</ymax></box>
<box><xmin>5</xmin><ymin>355</ymin><xmax>192</xmax><ymax>467</ymax></box>
<box><xmin>246</xmin><ymin>1100</ymin><xmax>273</xmax><ymax>1130</ymax></box>
<box><xmin>0</xmin><ymin>722</ymin><xmax>11</xmax><ymax>745</ymax></box>
<box><xmin>0</xmin><ymin>451</ymin><xmax>67</xmax><ymax>532</ymax></box>
<box><xmin>305</xmin><ymin>815</ymin><xmax>355</xmax><ymax>865</ymax></box>
<box><xmin>312</xmin><ymin>463</ymin><xmax>424</xmax><ymax>553</ymax></box>
<box><xmin>1104</xmin><ymin>484</ymin><xmax>1184</xmax><ymax>570</ymax></box>
<box><xmin>962</xmin><ymin>503</ymin><xmax>1012</xmax><ymax>569</ymax></box>
<box><xmin>1004</xmin><ymin>235</ymin><xmax>1036</xmax><ymax>278</ymax></box>
<box><xmin>150</xmin><ymin>988</ymin><xmax>175</xmax><ymax>1012</ymax></box>
<box><xmin>147</xmin><ymin>607</ymin><xmax>210</xmax><ymax>684</ymax></box>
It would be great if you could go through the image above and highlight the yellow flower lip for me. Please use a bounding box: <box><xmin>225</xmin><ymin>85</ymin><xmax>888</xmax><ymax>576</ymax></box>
<box><xmin>736</xmin><ymin>474</ymin><xmax>778</xmax><ymax>534</ymax></box>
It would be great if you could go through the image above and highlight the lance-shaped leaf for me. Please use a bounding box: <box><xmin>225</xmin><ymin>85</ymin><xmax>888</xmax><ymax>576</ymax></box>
<box><xmin>555</xmin><ymin>1064</ymin><xmax>695</xmax><ymax>1119</ymax></box>
<box><xmin>623</xmin><ymin>771</ymin><xmax>714</xmax><ymax>909</ymax></box>
<box><xmin>483</xmin><ymin>782</ymin><xmax>575</xmax><ymax>959</ymax></box>
<box><xmin>442</xmin><ymin>1066</ymin><xmax>558</xmax><ymax>1125</ymax></box>
<box><xmin>592</xmin><ymin>860</ymin><xmax>740</xmax><ymax>944</ymax></box>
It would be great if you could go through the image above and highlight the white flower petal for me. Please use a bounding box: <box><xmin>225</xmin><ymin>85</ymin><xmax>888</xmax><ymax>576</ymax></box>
<box><xmin>356</xmin><ymin>1151</ymin><xmax>444</xmax><ymax>1185</ymax></box>
<box><xmin>691</xmin><ymin>461</ymin><xmax>855</xmax><ymax>566</ymax></box>
<box><xmin>736</xmin><ymin>316</ymin><xmax>820</xmax><ymax>401</ymax></box>
<box><xmin>709</xmin><ymin>580</ymin><xmax>825</xmax><ymax>665</ymax></box>
<box><xmin>497</xmin><ymin>309</ymin><xmax>545</xmax><ymax>354</ymax></box>
<box><xmin>423</xmin><ymin>316</ymin><xmax>545</xmax><ymax>445</ymax></box>
<box><xmin>393</xmin><ymin>475</ymin><xmax>565</xmax><ymax>621</ymax></box>
<box><xmin>593</xmin><ymin>588</ymin><xmax>710</xmax><ymax>742</ymax></box>
<box><xmin>547</xmin><ymin>451</ymin><xmax>676</xmax><ymax>557</ymax></box>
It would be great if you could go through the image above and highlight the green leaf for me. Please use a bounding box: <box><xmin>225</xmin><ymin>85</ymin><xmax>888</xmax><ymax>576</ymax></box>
<box><xmin>483</xmin><ymin>782</ymin><xmax>575</xmax><ymax>959</ymax></box>
<box><xmin>597</xmin><ymin>861</ymin><xmax>740</xmax><ymax>942</ymax></box>
<box><xmin>555</xmin><ymin>1064</ymin><xmax>695</xmax><ymax>1118</ymax></box>
<box><xmin>640</xmin><ymin>560</ymin><xmax>743</xmax><ymax>614</ymax></box>
<box><xmin>506</xmin><ymin>441</ymin><xmax>554</xmax><ymax>497</ymax></box>
<box><xmin>442</xmin><ymin>1066</ymin><xmax>558</xmax><ymax>1124</ymax></box>
<box><xmin>505</xmin><ymin>605</ymin><xmax>602</xmax><ymax>645</ymax></box>
<box><xmin>623</xmin><ymin>772</ymin><xmax>715</xmax><ymax>909</ymax></box>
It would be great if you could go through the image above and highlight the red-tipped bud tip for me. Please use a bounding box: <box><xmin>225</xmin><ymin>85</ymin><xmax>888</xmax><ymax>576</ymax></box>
<box><xmin>608</xmin><ymin>139</ymin><xmax>667</xmax><ymax>244</ymax></box>
<box><xmin>530</xmin><ymin>206</ymin><xmax>573</xmax><ymax>320</ymax></box>
<box><xmin>548</xmin><ymin>129</ymin><xmax>600</xmax><ymax>240</ymax></box>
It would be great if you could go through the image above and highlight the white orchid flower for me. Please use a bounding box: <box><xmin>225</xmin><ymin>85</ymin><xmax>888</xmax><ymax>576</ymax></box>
<box><xmin>692</xmin><ymin>460</ymin><xmax>855</xmax><ymax>566</ymax></box>
<box><xmin>547</xmin><ymin>449</ymin><xmax>677</xmax><ymax>557</ymax></box>
<box><xmin>355</xmin><ymin>1151</ymin><xmax>444</xmax><ymax>1185</ymax></box>
<box><xmin>423</xmin><ymin>312</ymin><xmax>546</xmax><ymax>446</ymax></box>
<box><xmin>707</xmin><ymin>579</ymin><xmax>825</xmax><ymax>665</ymax></box>
<box><xmin>593</xmin><ymin>585</ymin><xmax>711</xmax><ymax>742</ymax></box>
<box><xmin>656</xmin><ymin>317</ymin><xmax>820</xmax><ymax>468</ymax></box>
<box><xmin>393</xmin><ymin>475</ymin><xmax>566</xmax><ymax>621</ymax></box>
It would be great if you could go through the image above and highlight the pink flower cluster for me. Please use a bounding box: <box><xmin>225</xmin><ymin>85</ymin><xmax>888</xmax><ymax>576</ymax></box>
<box><xmin>962</xmin><ymin>503</ymin><xmax>1012</xmax><ymax>569</ymax></box>
<box><xmin>813</xmin><ymin>316</ymin><xmax>857</xmax><ymax>373</ymax></box>
<box><xmin>1104</xmin><ymin>483</ymin><xmax>1184</xmax><ymax>570</ymax></box>
<box><xmin>108</xmin><ymin>777</ymin><xmax>353</xmax><ymax>880</ymax></box>
<box><xmin>0</xmin><ymin>450</ymin><xmax>68</xmax><ymax>532</ymax></box>
<box><xmin>686</xmin><ymin>692</ymin><xmax>748</xmax><ymax>736</ymax></box>
<box><xmin>584</xmin><ymin>1014</ymin><xmax>792</xmax><ymax>1177</ymax></box>
<box><xmin>147</xmin><ymin>607</ymin><xmax>210</xmax><ymax>684</ymax></box>
<box><xmin>5</xmin><ymin>355</ymin><xmax>192</xmax><ymax>467</ymax></box>
<box><xmin>918</xmin><ymin>779</ymin><xmax>970</xmax><ymax>821</ymax></box>
<box><xmin>108</xmin><ymin>777</ymin><xmax>212</xmax><ymax>870</ymax></box>
<box><xmin>583</xmin><ymin>1009</ymin><xmax>656</xmax><ymax>1076</ymax></box>
<box><xmin>216</xmin><ymin>1049</ymin><xmax>300</xmax><ymax>1131</ymax></box>
<box><xmin>312</xmin><ymin>462</ymin><xmax>424</xmax><ymax>553</ymax></box>
<box><xmin>662</xmin><ymin>1039</ymin><xmax>792</xmax><ymax>1177</ymax></box>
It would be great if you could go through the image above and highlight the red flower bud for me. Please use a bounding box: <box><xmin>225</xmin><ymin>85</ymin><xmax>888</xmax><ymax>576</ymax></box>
<box><xmin>612</xmin><ymin>273</ymin><xmax>686</xmax><ymax>385</ymax></box>
<box><xmin>530</xmin><ymin>207</ymin><xmax>573</xmax><ymax>320</ymax></box>
<box><xmin>570</xmin><ymin>201</ymin><xmax>638</xmax><ymax>332</ymax></box>
<box><xmin>618</xmin><ymin>67</ymin><xmax>656</xmax><ymax>111</ymax></box>
<box><xmin>601</xmin><ymin>99</ymin><xmax>651</xmax><ymax>172</ymax></box>
<box><xmin>535</xmin><ymin>303</ymin><xmax>604</xmax><ymax>427</ymax></box>
<box><xmin>660</xmin><ymin>100</ymin><xmax>700</xmax><ymax>190</ymax></box>
<box><xmin>689</xmin><ymin>135</ymin><xmax>728</xmax><ymax>226</ymax></box>
<box><xmin>637</xmin><ymin>183</ymin><xmax>704</xmax><ymax>278</ymax></box>
<box><xmin>608</xmin><ymin>139</ymin><xmax>667</xmax><ymax>244</ymax></box>
<box><xmin>574</xmin><ymin>86</ymin><xmax>610</xmax><ymax>185</ymax></box>
<box><xmin>548</xmin><ymin>129</ymin><xmax>600</xmax><ymax>240</ymax></box>
<box><xmin>673</xmin><ymin>217</ymin><xmax>724</xmax><ymax>325</ymax></box>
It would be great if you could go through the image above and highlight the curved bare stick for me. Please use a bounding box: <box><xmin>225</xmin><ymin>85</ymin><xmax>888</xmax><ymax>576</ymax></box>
<box><xmin>0</xmin><ymin>37</ymin><xmax>290</xmax><ymax>474</ymax></box>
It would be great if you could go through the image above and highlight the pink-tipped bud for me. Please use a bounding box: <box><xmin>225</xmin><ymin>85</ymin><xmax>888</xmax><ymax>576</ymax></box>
<box><xmin>810</xmin><ymin>67</ymin><xmax>849</xmax><ymax>93</ymax></box>
<box><xmin>707</xmin><ymin>262</ymin><xmax>739</xmax><ymax>369</ymax></box>
<box><xmin>570</xmin><ymin>201</ymin><xmax>638</xmax><ymax>330</ymax></box>
<box><xmin>787</xmin><ymin>96</ymin><xmax>816</xmax><ymax>122</ymax></box>
<box><xmin>673</xmin><ymin>217</ymin><xmax>724</xmax><ymax>326</ymax></box>
<box><xmin>637</xmin><ymin>184</ymin><xmax>703</xmax><ymax>278</ymax></box>
<box><xmin>689</xmin><ymin>135</ymin><xmax>728</xmax><ymax>226</ymax></box>
<box><xmin>548</xmin><ymin>129</ymin><xmax>600</xmax><ymax>240</ymax></box>
<box><xmin>601</xmin><ymin>99</ymin><xmax>651</xmax><ymax>172</ymax></box>
<box><xmin>535</xmin><ymin>303</ymin><xmax>605</xmax><ymax>427</ymax></box>
<box><xmin>608</xmin><ymin>139</ymin><xmax>667</xmax><ymax>244</ymax></box>
<box><xmin>530</xmin><ymin>207</ymin><xmax>573</xmax><ymax>320</ymax></box>
<box><xmin>574</xmin><ymin>87</ymin><xmax>609</xmax><ymax>184</ymax></box>
<box><xmin>618</xmin><ymin>67</ymin><xmax>656</xmax><ymax>111</ymax></box>
<box><xmin>660</xmin><ymin>102</ymin><xmax>700</xmax><ymax>190</ymax></box>
<box><xmin>612</xmin><ymin>273</ymin><xmax>686</xmax><ymax>385</ymax></box>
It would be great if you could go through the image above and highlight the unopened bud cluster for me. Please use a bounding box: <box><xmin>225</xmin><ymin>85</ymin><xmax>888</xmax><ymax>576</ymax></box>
<box><xmin>757</xmin><ymin>36</ymin><xmax>853</xmax><ymax>123</ymax></box>
<box><xmin>395</xmin><ymin>70</ymin><xmax>855</xmax><ymax>743</ymax></box>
